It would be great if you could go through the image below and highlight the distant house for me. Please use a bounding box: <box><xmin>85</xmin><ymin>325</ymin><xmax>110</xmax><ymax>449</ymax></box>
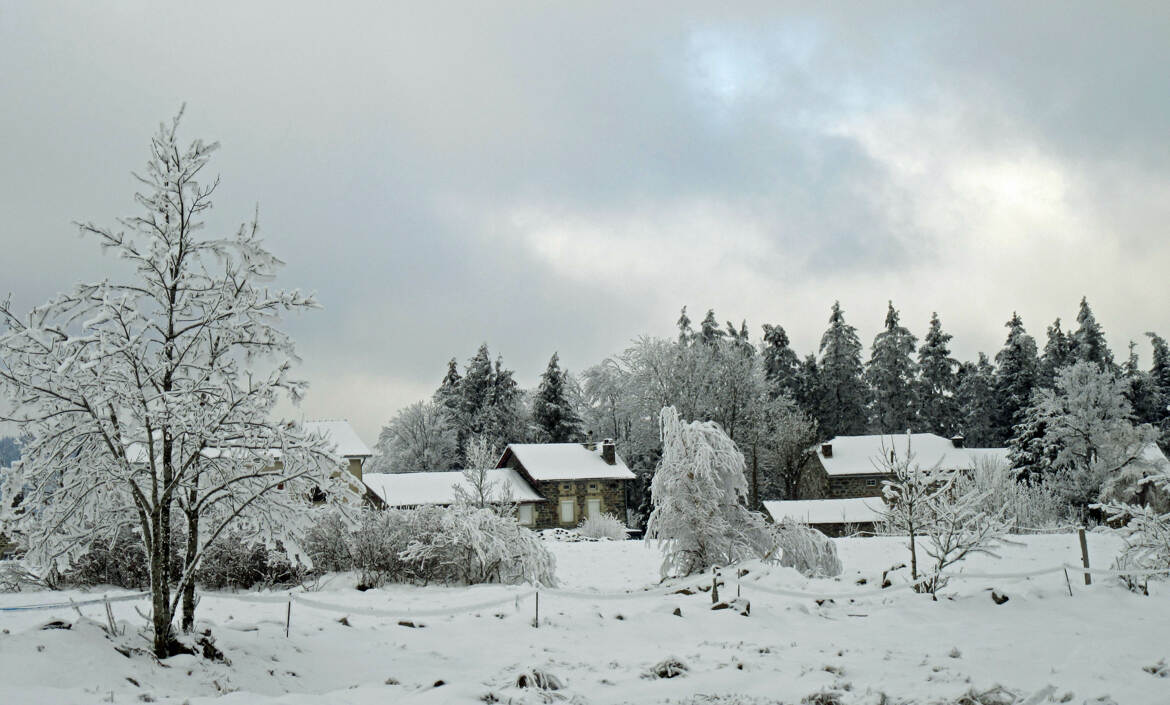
<box><xmin>361</xmin><ymin>468</ymin><xmax>545</xmax><ymax>522</ymax></box>
<box><xmin>763</xmin><ymin>497</ymin><xmax>886</xmax><ymax>537</ymax></box>
<box><xmin>303</xmin><ymin>419</ymin><xmax>373</xmax><ymax>481</ymax></box>
<box><xmin>496</xmin><ymin>439</ymin><xmax>636</xmax><ymax>529</ymax></box>
<box><xmin>797</xmin><ymin>432</ymin><xmax>1008</xmax><ymax>500</ymax></box>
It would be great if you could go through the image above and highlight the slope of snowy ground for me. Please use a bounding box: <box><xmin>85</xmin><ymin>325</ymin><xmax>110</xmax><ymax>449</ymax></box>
<box><xmin>1</xmin><ymin>532</ymin><xmax>1167</xmax><ymax>704</ymax></box>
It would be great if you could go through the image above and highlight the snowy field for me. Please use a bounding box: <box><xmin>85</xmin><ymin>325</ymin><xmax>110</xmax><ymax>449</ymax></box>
<box><xmin>1</xmin><ymin>533</ymin><xmax>1168</xmax><ymax>704</ymax></box>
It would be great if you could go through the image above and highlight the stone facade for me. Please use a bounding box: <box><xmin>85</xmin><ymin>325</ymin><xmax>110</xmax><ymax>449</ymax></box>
<box><xmin>798</xmin><ymin>459</ymin><xmax>887</xmax><ymax>500</ymax></box>
<box><xmin>525</xmin><ymin>478</ymin><xmax>627</xmax><ymax>529</ymax></box>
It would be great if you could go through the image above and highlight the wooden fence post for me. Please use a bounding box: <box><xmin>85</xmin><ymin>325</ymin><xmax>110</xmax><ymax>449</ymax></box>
<box><xmin>286</xmin><ymin>600</ymin><xmax>292</xmax><ymax>638</ymax></box>
<box><xmin>534</xmin><ymin>591</ymin><xmax>540</xmax><ymax>628</ymax></box>
<box><xmin>1078</xmin><ymin>528</ymin><xmax>1091</xmax><ymax>586</ymax></box>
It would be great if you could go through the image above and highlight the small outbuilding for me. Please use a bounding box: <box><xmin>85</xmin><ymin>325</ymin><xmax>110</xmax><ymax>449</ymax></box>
<box><xmin>361</xmin><ymin>468</ymin><xmax>546</xmax><ymax>523</ymax></box>
<box><xmin>763</xmin><ymin>497</ymin><xmax>887</xmax><ymax>537</ymax></box>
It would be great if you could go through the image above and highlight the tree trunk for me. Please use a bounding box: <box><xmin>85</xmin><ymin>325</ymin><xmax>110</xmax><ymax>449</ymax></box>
<box><xmin>181</xmin><ymin>507</ymin><xmax>199</xmax><ymax>632</ymax></box>
<box><xmin>909</xmin><ymin>525</ymin><xmax>918</xmax><ymax>581</ymax></box>
<box><xmin>150</xmin><ymin>512</ymin><xmax>173</xmax><ymax>657</ymax></box>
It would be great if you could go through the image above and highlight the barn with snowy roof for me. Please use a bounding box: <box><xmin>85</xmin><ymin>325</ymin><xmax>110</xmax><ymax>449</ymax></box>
<box><xmin>496</xmin><ymin>439</ymin><xmax>635</xmax><ymax>530</ymax></box>
<box><xmin>796</xmin><ymin>432</ymin><xmax>1008</xmax><ymax>500</ymax></box>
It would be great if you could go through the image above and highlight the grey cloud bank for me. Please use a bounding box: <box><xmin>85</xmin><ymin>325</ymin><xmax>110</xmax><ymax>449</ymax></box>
<box><xmin>2</xmin><ymin>2</ymin><xmax>1168</xmax><ymax>441</ymax></box>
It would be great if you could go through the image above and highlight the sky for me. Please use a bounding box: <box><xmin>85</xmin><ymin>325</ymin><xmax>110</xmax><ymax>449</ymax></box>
<box><xmin>2</xmin><ymin>2</ymin><xmax>1169</xmax><ymax>443</ymax></box>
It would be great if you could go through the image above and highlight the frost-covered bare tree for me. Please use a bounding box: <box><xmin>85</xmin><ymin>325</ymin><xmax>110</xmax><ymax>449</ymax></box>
<box><xmin>1015</xmin><ymin>361</ymin><xmax>1158</xmax><ymax>517</ymax></box>
<box><xmin>452</xmin><ymin>435</ymin><xmax>513</xmax><ymax>511</ymax></box>
<box><xmin>0</xmin><ymin>111</ymin><xmax>361</xmax><ymax>656</ymax></box>
<box><xmin>879</xmin><ymin>437</ymin><xmax>950</xmax><ymax>583</ymax></box>
<box><xmin>646</xmin><ymin>406</ymin><xmax>771</xmax><ymax>577</ymax></box>
<box><xmin>369</xmin><ymin>401</ymin><xmax>458</xmax><ymax>473</ymax></box>
<box><xmin>919</xmin><ymin>472</ymin><xmax>1010</xmax><ymax>596</ymax></box>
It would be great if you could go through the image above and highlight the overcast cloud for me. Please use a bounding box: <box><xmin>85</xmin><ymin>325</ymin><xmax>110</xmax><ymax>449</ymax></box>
<box><xmin>2</xmin><ymin>2</ymin><xmax>1168</xmax><ymax>442</ymax></box>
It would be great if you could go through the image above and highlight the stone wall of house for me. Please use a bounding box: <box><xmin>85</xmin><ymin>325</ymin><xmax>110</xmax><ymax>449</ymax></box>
<box><xmin>529</xmin><ymin>478</ymin><xmax>627</xmax><ymax>530</ymax></box>
<box><xmin>797</xmin><ymin>458</ymin><xmax>887</xmax><ymax>499</ymax></box>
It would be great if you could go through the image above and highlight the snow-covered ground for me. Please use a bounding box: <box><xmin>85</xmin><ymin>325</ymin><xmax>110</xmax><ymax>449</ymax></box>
<box><xmin>1</xmin><ymin>532</ymin><xmax>1167</xmax><ymax>704</ymax></box>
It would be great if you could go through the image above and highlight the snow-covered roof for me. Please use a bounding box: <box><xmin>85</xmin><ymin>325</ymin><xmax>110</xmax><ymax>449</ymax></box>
<box><xmin>362</xmin><ymin>468</ymin><xmax>545</xmax><ymax>507</ymax></box>
<box><xmin>817</xmin><ymin>433</ymin><xmax>1008</xmax><ymax>477</ymax></box>
<box><xmin>763</xmin><ymin>498</ymin><xmax>887</xmax><ymax>525</ymax></box>
<box><xmin>303</xmin><ymin>420</ymin><xmax>371</xmax><ymax>458</ymax></box>
<box><xmin>502</xmin><ymin>443</ymin><xmax>637</xmax><ymax>481</ymax></box>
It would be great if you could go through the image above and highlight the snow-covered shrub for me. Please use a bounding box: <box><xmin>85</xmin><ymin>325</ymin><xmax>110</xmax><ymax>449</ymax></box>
<box><xmin>647</xmin><ymin>407</ymin><xmax>772</xmax><ymax>578</ymax></box>
<box><xmin>62</xmin><ymin>527</ymin><xmax>169</xmax><ymax>589</ymax></box>
<box><xmin>303</xmin><ymin>509</ymin><xmax>354</xmax><ymax>572</ymax></box>
<box><xmin>576</xmin><ymin>513</ymin><xmax>628</xmax><ymax>541</ymax></box>
<box><xmin>348</xmin><ymin>510</ymin><xmax>415</xmax><ymax>587</ymax></box>
<box><xmin>398</xmin><ymin>505</ymin><xmax>557</xmax><ymax>586</ymax></box>
<box><xmin>770</xmin><ymin>519</ymin><xmax>842</xmax><ymax>578</ymax></box>
<box><xmin>194</xmin><ymin>533</ymin><xmax>303</xmax><ymax>590</ymax></box>
<box><xmin>320</xmin><ymin>506</ymin><xmax>557</xmax><ymax>588</ymax></box>
<box><xmin>1101</xmin><ymin>471</ymin><xmax>1170</xmax><ymax>592</ymax></box>
<box><xmin>968</xmin><ymin>456</ymin><xmax>1073</xmax><ymax>532</ymax></box>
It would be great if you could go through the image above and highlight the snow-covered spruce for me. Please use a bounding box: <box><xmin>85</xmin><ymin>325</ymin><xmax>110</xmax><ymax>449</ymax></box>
<box><xmin>646</xmin><ymin>406</ymin><xmax>772</xmax><ymax>578</ymax></box>
<box><xmin>0</xmin><ymin>111</ymin><xmax>363</xmax><ymax>656</ymax></box>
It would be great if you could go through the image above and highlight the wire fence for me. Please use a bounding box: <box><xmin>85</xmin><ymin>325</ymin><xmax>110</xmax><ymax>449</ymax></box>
<box><xmin>3</xmin><ymin>561</ymin><xmax>1169</xmax><ymax>618</ymax></box>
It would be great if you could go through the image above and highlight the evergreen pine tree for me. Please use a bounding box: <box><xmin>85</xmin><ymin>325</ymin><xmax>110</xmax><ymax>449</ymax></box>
<box><xmin>956</xmin><ymin>354</ymin><xmax>998</xmax><ymax>447</ymax></box>
<box><xmin>1038</xmin><ymin>317</ymin><xmax>1073</xmax><ymax>388</ymax></box>
<box><xmin>533</xmin><ymin>352</ymin><xmax>584</xmax><ymax>443</ymax></box>
<box><xmin>1122</xmin><ymin>341</ymin><xmax>1162</xmax><ymax>425</ymax></box>
<box><xmin>677</xmin><ymin>306</ymin><xmax>693</xmax><ymax>345</ymax></box>
<box><xmin>761</xmin><ymin>323</ymin><xmax>800</xmax><ymax>399</ymax></box>
<box><xmin>865</xmin><ymin>301</ymin><xmax>919</xmax><ymax>433</ymax></box>
<box><xmin>699</xmin><ymin>309</ymin><xmax>725</xmax><ymax>345</ymax></box>
<box><xmin>992</xmin><ymin>313</ymin><xmax>1039</xmax><ymax>445</ymax></box>
<box><xmin>817</xmin><ymin>302</ymin><xmax>868</xmax><ymax>437</ymax></box>
<box><xmin>434</xmin><ymin>358</ymin><xmax>462</xmax><ymax>416</ymax></box>
<box><xmin>794</xmin><ymin>354</ymin><xmax>823</xmax><ymax>434</ymax></box>
<box><xmin>916</xmin><ymin>312</ymin><xmax>959</xmax><ymax>436</ymax></box>
<box><xmin>1071</xmin><ymin>297</ymin><xmax>1113</xmax><ymax>368</ymax></box>
<box><xmin>1147</xmin><ymin>332</ymin><xmax>1170</xmax><ymax>449</ymax></box>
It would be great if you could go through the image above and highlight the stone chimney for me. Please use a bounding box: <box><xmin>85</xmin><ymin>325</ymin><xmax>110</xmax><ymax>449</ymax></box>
<box><xmin>821</xmin><ymin>443</ymin><xmax>833</xmax><ymax>458</ymax></box>
<box><xmin>950</xmin><ymin>435</ymin><xmax>965</xmax><ymax>449</ymax></box>
<box><xmin>583</xmin><ymin>430</ymin><xmax>597</xmax><ymax>451</ymax></box>
<box><xmin>601</xmin><ymin>438</ymin><xmax>616</xmax><ymax>465</ymax></box>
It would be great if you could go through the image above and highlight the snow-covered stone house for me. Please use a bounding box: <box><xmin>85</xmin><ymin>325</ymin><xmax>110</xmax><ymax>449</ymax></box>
<box><xmin>360</xmin><ymin>468</ymin><xmax>546</xmax><ymax>523</ymax></box>
<box><xmin>760</xmin><ymin>432</ymin><xmax>1006</xmax><ymax>536</ymax></box>
<box><xmin>796</xmin><ymin>432</ymin><xmax>1008</xmax><ymax>501</ymax></box>
<box><xmin>496</xmin><ymin>440</ymin><xmax>636</xmax><ymax>530</ymax></box>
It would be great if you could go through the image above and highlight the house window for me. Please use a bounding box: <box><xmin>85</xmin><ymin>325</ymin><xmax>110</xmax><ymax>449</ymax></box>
<box><xmin>586</xmin><ymin>498</ymin><xmax>602</xmax><ymax>519</ymax></box>
<box><xmin>518</xmin><ymin>504</ymin><xmax>535</xmax><ymax>526</ymax></box>
<box><xmin>866</xmin><ymin>479</ymin><xmax>877</xmax><ymax>487</ymax></box>
<box><xmin>559</xmin><ymin>498</ymin><xmax>576</xmax><ymax>524</ymax></box>
<box><xmin>588</xmin><ymin>483</ymin><xmax>598</xmax><ymax>491</ymax></box>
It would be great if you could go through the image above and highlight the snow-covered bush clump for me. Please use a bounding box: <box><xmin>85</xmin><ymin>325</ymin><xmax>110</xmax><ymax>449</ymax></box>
<box><xmin>302</xmin><ymin>510</ymin><xmax>354</xmax><ymax>572</ymax></box>
<box><xmin>1102</xmin><ymin>470</ymin><xmax>1170</xmax><ymax>592</ymax></box>
<box><xmin>399</xmin><ymin>506</ymin><xmax>556</xmax><ymax>586</ymax></box>
<box><xmin>647</xmin><ymin>406</ymin><xmax>772</xmax><ymax>577</ymax></box>
<box><xmin>194</xmin><ymin>533</ymin><xmax>303</xmax><ymax>590</ymax></box>
<box><xmin>576</xmin><ymin>513</ymin><xmax>628</xmax><ymax>541</ymax></box>
<box><xmin>770</xmin><ymin>518</ymin><xmax>842</xmax><ymax>578</ymax></box>
<box><xmin>310</xmin><ymin>506</ymin><xmax>557</xmax><ymax>588</ymax></box>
